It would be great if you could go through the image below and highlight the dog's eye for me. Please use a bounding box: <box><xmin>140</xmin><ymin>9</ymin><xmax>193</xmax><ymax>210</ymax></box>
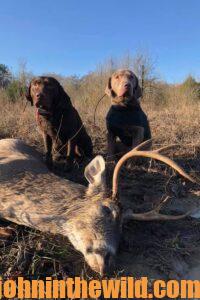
<box><xmin>115</xmin><ymin>75</ymin><xmax>119</xmax><ymax>80</ymax></box>
<box><xmin>46</xmin><ymin>83</ymin><xmax>54</xmax><ymax>89</ymax></box>
<box><xmin>33</xmin><ymin>81</ymin><xmax>41</xmax><ymax>86</ymax></box>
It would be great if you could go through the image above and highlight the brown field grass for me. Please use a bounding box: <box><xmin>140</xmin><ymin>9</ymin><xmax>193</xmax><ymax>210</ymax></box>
<box><xmin>0</xmin><ymin>80</ymin><xmax>200</xmax><ymax>284</ymax></box>
<box><xmin>0</xmin><ymin>87</ymin><xmax>200</xmax><ymax>152</ymax></box>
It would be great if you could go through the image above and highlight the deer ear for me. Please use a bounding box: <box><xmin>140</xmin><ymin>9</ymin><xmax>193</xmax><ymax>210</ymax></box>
<box><xmin>105</xmin><ymin>77</ymin><xmax>112</xmax><ymax>97</ymax></box>
<box><xmin>84</xmin><ymin>155</ymin><xmax>105</xmax><ymax>186</ymax></box>
<box><xmin>133</xmin><ymin>76</ymin><xmax>142</xmax><ymax>100</ymax></box>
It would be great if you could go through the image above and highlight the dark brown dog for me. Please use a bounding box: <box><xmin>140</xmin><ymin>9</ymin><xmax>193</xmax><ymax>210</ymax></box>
<box><xmin>105</xmin><ymin>69</ymin><xmax>151</xmax><ymax>159</ymax></box>
<box><xmin>26</xmin><ymin>76</ymin><xmax>93</xmax><ymax>168</ymax></box>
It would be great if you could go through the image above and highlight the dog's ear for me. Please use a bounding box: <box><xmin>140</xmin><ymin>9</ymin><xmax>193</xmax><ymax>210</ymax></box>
<box><xmin>57</xmin><ymin>84</ymin><xmax>72</xmax><ymax>110</ymax></box>
<box><xmin>105</xmin><ymin>77</ymin><xmax>113</xmax><ymax>97</ymax></box>
<box><xmin>133</xmin><ymin>77</ymin><xmax>142</xmax><ymax>100</ymax></box>
<box><xmin>25</xmin><ymin>84</ymin><xmax>33</xmax><ymax>106</ymax></box>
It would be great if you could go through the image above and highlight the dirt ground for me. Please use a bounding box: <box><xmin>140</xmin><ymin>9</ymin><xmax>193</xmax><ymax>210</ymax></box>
<box><xmin>0</xmin><ymin>137</ymin><xmax>200</xmax><ymax>285</ymax></box>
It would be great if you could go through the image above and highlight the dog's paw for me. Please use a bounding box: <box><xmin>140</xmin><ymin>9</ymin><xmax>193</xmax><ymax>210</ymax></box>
<box><xmin>44</xmin><ymin>155</ymin><xmax>53</xmax><ymax>170</ymax></box>
<box><xmin>64</xmin><ymin>158</ymin><xmax>74</xmax><ymax>172</ymax></box>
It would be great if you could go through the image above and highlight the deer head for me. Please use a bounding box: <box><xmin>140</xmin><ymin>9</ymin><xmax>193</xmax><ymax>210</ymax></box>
<box><xmin>62</xmin><ymin>140</ymin><xmax>197</xmax><ymax>276</ymax></box>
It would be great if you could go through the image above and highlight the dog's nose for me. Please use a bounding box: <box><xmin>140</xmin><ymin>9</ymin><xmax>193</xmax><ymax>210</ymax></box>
<box><xmin>35</xmin><ymin>96</ymin><xmax>43</xmax><ymax>108</ymax></box>
<box><xmin>36</xmin><ymin>93</ymin><xmax>41</xmax><ymax>99</ymax></box>
<box><xmin>124</xmin><ymin>82</ymin><xmax>131</xmax><ymax>88</ymax></box>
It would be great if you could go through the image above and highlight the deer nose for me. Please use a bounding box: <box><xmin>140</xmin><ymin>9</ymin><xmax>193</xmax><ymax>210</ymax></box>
<box><xmin>99</xmin><ymin>260</ymin><xmax>108</xmax><ymax>277</ymax></box>
<box><xmin>99</xmin><ymin>252</ymin><xmax>111</xmax><ymax>276</ymax></box>
<box><xmin>99</xmin><ymin>265</ymin><xmax>106</xmax><ymax>277</ymax></box>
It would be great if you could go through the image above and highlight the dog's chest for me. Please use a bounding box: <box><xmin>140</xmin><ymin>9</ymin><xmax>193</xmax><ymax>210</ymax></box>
<box><xmin>122</xmin><ymin>125</ymin><xmax>137</xmax><ymax>137</ymax></box>
<box><xmin>106</xmin><ymin>106</ymin><xmax>143</xmax><ymax>129</ymax></box>
<box><xmin>36</xmin><ymin>114</ymin><xmax>53</xmax><ymax>132</ymax></box>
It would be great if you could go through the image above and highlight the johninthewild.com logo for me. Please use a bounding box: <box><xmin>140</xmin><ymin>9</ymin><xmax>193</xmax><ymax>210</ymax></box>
<box><xmin>0</xmin><ymin>276</ymin><xmax>200</xmax><ymax>299</ymax></box>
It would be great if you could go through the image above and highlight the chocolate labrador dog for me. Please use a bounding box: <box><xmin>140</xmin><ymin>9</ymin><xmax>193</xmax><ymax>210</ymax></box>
<box><xmin>105</xmin><ymin>69</ymin><xmax>151</xmax><ymax>159</ymax></box>
<box><xmin>26</xmin><ymin>76</ymin><xmax>93</xmax><ymax>168</ymax></box>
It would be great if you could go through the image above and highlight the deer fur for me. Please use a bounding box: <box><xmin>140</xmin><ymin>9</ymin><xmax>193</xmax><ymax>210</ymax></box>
<box><xmin>0</xmin><ymin>139</ymin><xmax>120</xmax><ymax>275</ymax></box>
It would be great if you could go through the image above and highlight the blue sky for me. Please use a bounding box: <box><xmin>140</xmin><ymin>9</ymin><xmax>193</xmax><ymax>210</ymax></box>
<box><xmin>0</xmin><ymin>0</ymin><xmax>200</xmax><ymax>83</ymax></box>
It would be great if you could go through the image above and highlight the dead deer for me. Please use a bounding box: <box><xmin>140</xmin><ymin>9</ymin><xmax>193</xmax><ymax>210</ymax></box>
<box><xmin>0</xmin><ymin>138</ymin><xmax>198</xmax><ymax>275</ymax></box>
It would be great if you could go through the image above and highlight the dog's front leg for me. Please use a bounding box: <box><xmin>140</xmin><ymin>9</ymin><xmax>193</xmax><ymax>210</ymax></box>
<box><xmin>65</xmin><ymin>140</ymin><xmax>76</xmax><ymax>171</ymax></box>
<box><xmin>131</xmin><ymin>126</ymin><xmax>152</xmax><ymax>151</ymax></box>
<box><xmin>107</xmin><ymin>131</ymin><xmax>117</xmax><ymax>162</ymax></box>
<box><xmin>43</xmin><ymin>133</ymin><xmax>53</xmax><ymax>168</ymax></box>
<box><xmin>131</xmin><ymin>126</ymin><xmax>144</xmax><ymax>149</ymax></box>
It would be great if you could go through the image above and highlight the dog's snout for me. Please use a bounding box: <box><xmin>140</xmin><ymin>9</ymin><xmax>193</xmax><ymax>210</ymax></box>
<box><xmin>35</xmin><ymin>93</ymin><xmax>44</xmax><ymax>107</ymax></box>
<box><xmin>35</xmin><ymin>98</ymin><xmax>43</xmax><ymax>108</ymax></box>
<box><xmin>36</xmin><ymin>93</ymin><xmax>41</xmax><ymax>99</ymax></box>
<box><xmin>124</xmin><ymin>82</ymin><xmax>131</xmax><ymax>89</ymax></box>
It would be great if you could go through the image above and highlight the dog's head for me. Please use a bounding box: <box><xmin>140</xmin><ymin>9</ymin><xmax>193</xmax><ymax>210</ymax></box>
<box><xmin>105</xmin><ymin>69</ymin><xmax>142</xmax><ymax>107</ymax></box>
<box><xmin>26</xmin><ymin>77</ymin><xmax>72</xmax><ymax>114</ymax></box>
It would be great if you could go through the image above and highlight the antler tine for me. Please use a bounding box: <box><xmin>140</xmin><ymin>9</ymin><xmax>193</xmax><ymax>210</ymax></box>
<box><xmin>112</xmin><ymin>144</ymin><xmax>197</xmax><ymax>199</ymax></box>
<box><xmin>132</xmin><ymin>139</ymin><xmax>153</xmax><ymax>151</ymax></box>
<box><xmin>122</xmin><ymin>196</ymin><xmax>193</xmax><ymax>221</ymax></box>
<box><xmin>122</xmin><ymin>207</ymin><xmax>192</xmax><ymax>221</ymax></box>
<box><xmin>152</xmin><ymin>196</ymin><xmax>171</xmax><ymax>212</ymax></box>
<box><xmin>154</xmin><ymin>144</ymin><xmax>178</xmax><ymax>153</ymax></box>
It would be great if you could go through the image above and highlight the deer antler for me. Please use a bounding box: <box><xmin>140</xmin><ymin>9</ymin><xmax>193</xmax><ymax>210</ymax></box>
<box><xmin>122</xmin><ymin>196</ymin><xmax>194</xmax><ymax>221</ymax></box>
<box><xmin>112</xmin><ymin>140</ymin><xmax>197</xmax><ymax>199</ymax></box>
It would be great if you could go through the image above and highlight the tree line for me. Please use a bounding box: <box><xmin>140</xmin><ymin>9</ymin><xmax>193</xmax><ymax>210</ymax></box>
<box><xmin>0</xmin><ymin>54</ymin><xmax>200</xmax><ymax>107</ymax></box>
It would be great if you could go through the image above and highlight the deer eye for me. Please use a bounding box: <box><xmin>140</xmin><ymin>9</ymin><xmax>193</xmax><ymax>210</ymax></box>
<box><xmin>102</xmin><ymin>206</ymin><xmax>111</xmax><ymax>215</ymax></box>
<box><xmin>86</xmin><ymin>247</ymin><xmax>93</xmax><ymax>253</ymax></box>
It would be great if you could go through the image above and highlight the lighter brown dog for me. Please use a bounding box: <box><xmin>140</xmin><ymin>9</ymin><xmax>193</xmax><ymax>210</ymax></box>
<box><xmin>105</xmin><ymin>69</ymin><xmax>151</xmax><ymax>159</ymax></box>
<box><xmin>105</xmin><ymin>69</ymin><xmax>142</xmax><ymax>106</ymax></box>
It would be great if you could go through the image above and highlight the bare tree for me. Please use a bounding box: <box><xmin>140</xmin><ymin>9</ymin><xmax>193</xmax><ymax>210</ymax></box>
<box><xmin>0</xmin><ymin>64</ymin><xmax>12</xmax><ymax>88</ymax></box>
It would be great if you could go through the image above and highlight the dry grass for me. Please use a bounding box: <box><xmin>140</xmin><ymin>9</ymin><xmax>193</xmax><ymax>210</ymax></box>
<box><xmin>0</xmin><ymin>88</ymin><xmax>200</xmax><ymax>151</ymax></box>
